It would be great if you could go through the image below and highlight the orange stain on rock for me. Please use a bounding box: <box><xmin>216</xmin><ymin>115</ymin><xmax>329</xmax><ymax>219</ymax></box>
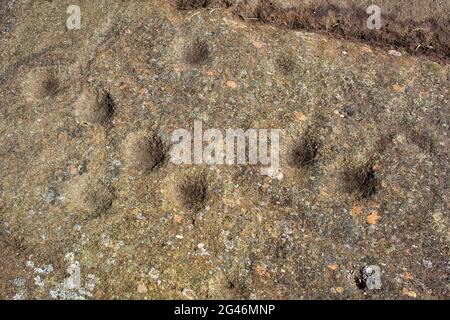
<box><xmin>252</xmin><ymin>41</ymin><xmax>264</xmax><ymax>49</ymax></box>
<box><xmin>402</xmin><ymin>288</ymin><xmax>417</xmax><ymax>298</ymax></box>
<box><xmin>226</xmin><ymin>80</ymin><xmax>237</xmax><ymax>89</ymax></box>
<box><xmin>327</xmin><ymin>264</ymin><xmax>338</xmax><ymax>271</ymax></box>
<box><xmin>256</xmin><ymin>265</ymin><xmax>269</xmax><ymax>277</ymax></box>
<box><xmin>367</xmin><ymin>211</ymin><xmax>380</xmax><ymax>225</ymax></box>
<box><xmin>392</xmin><ymin>83</ymin><xmax>406</xmax><ymax>93</ymax></box>
<box><xmin>294</xmin><ymin>111</ymin><xmax>306</xmax><ymax>123</ymax></box>
<box><xmin>403</xmin><ymin>272</ymin><xmax>414</xmax><ymax>280</ymax></box>
<box><xmin>137</xmin><ymin>281</ymin><xmax>147</xmax><ymax>294</ymax></box>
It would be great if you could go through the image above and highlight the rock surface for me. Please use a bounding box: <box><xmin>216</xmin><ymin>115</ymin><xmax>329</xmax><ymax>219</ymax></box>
<box><xmin>0</xmin><ymin>0</ymin><xmax>449</xmax><ymax>299</ymax></box>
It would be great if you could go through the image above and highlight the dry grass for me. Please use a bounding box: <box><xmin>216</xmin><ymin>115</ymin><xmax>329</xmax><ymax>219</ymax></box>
<box><xmin>288</xmin><ymin>133</ymin><xmax>320</xmax><ymax>168</ymax></box>
<box><xmin>341</xmin><ymin>164</ymin><xmax>378</xmax><ymax>199</ymax></box>
<box><xmin>177</xmin><ymin>0</ymin><xmax>449</xmax><ymax>62</ymax></box>
<box><xmin>173</xmin><ymin>0</ymin><xmax>211</xmax><ymax>10</ymax></box>
<box><xmin>183</xmin><ymin>38</ymin><xmax>210</xmax><ymax>66</ymax></box>
<box><xmin>276</xmin><ymin>56</ymin><xmax>296</xmax><ymax>75</ymax></box>
<box><xmin>177</xmin><ymin>176</ymin><xmax>208</xmax><ymax>212</ymax></box>
<box><xmin>100</xmin><ymin>91</ymin><xmax>115</xmax><ymax>122</ymax></box>
<box><xmin>42</xmin><ymin>73</ymin><xmax>60</xmax><ymax>97</ymax></box>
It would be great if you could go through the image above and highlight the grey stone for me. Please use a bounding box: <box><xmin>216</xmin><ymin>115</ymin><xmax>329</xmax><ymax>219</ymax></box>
<box><xmin>13</xmin><ymin>277</ymin><xmax>26</xmax><ymax>287</ymax></box>
<box><xmin>362</xmin><ymin>265</ymin><xmax>382</xmax><ymax>290</ymax></box>
<box><xmin>43</xmin><ymin>188</ymin><xmax>59</xmax><ymax>204</ymax></box>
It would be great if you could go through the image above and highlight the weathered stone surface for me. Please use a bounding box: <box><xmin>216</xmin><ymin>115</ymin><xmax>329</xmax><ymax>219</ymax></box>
<box><xmin>0</xmin><ymin>0</ymin><xmax>448</xmax><ymax>299</ymax></box>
